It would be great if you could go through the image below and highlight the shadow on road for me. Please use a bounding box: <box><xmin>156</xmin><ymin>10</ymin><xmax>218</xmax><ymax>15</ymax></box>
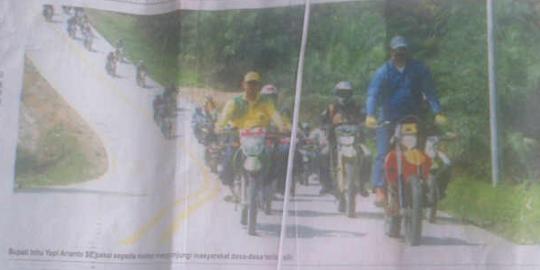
<box><xmin>432</xmin><ymin>216</ymin><xmax>469</xmax><ymax>226</ymax></box>
<box><xmin>257</xmin><ymin>223</ymin><xmax>365</xmax><ymax>239</ymax></box>
<box><xmin>276</xmin><ymin>209</ymin><xmax>342</xmax><ymax>218</ymax></box>
<box><xmin>290</xmin><ymin>198</ymin><xmax>335</xmax><ymax>203</ymax></box>
<box><xmin>355</xmin><ymin>211</ymin><xmax>386</xmax><ymax>220</ymax></box>
<box><xmin>294</xmin><ymin>193</ymin><xmax>326</xmax><ymax>198</ymax></box>
<box><xmin>15</xmin><ymin>187</ymin><xmax>146</xmax><ymax>197</ymax></box>
<box><xmin>421</xmin><ymin>236</ymin><xmax>482</xmax><ymax>246</ymax></box>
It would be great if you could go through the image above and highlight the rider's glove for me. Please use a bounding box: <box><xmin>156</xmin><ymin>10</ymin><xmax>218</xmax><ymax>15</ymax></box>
<box><xmin>435</xmin><ymin>114</ymin><xmax>448</xmax><ymax>126</ymax></box>
<box><xmin>365</xmin><ymin>116</ymin><xmax>377</xmax><ymax>129</ymax></box>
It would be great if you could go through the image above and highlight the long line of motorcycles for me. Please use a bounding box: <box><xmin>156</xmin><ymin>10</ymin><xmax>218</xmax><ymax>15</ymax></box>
<box><xmin>192</xmin><ymin>109</ymin><xmax>453</xmax><ymax>245</ymax></box>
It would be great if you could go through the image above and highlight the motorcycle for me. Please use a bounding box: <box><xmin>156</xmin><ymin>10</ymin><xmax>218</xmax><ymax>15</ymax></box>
<box><xmin>114</xmin><ymin>47</ymin><xmax>127</xmax><ymax>64</ymax></box>
<box><xmin>332</xmin><ymin>122</ymin><xmax>371</xmax><ymax>217</ymax></box>
<box><xmin>62</xmin><ymin>5</ymin><xmax>72</xmax><ymax>14</ymax></box>
<box><xmin>105</xmin><ymin>59</ymin><xmax>116</xmax><ymax>77</ymax></box>
<box><xmin>192</xmin><ymin>108</ymin><xmax>216</xmax><ymax>145</ymax></box>
<box><xmin>82</xmin><ymin>27</ymin><xmax>93</xmax><ymax>51</ymax></box>
<box><xmin>198</xmin><ymin>117</ymin><xmax>219</xmax><ymax>173</ymax></box>
<box><xmin>424</xmin><ymin>131</ymin><xmax>455</xmax><ymax>223</ymax></box>
<box><xmin>236</xmin><ymin>127</ymin><xmax>269</xmax><ymax>235</ymax></box>
<box><xmin>67</xmin><ymin>21</ymin><xmax>77</xmax><ymax>39</ymax></box>
<box><xmin>383</xmin><ymin>116</ymin><xmax>434</xmax><ymax>246</ymax></box>
<box><xmin>136</xmin><ymin>69</ymin><xmax>146</xmax><ymax>88</ymax></box>
<box><xmin>152</xmin><ymin>94</ymin><xmax>177</xmax><ymax>139</ymax></box>
<box><xmin>297</xmin><ymin>136</ymin><xmax>320</xmax><ymax>186</ymax></box>
<box><xmin>43</xmin><ymin>5</ymin><xmax>54</xmax><ymax>22</ymax></box>
<box><xmin>271</xmin><ymin>133</ymin><xmax>302</xmax><ymax>198</ymax></box>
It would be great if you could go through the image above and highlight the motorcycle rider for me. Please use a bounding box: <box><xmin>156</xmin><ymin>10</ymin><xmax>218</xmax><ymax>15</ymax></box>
<box><xmin>215</xmin><ymin>72</ymin><xmax>289</xmax><ymax>194</ymax></box>
<box><xmin>258</xmin><ymin>84</ymin><xmax>300</xmax><ymax>198</ymax></box>
<box><xmin>82</xmin><ymin>22</ymin><xmax>93</xmax><ymax>51</ymax></box>
<box><xmin>365</xmin><ymin>35</ymin><xmax>447</xmax><ymax>207</ymax></box>
<box><xmin>136</xmin><ymin>60</ymin><xmax>147</xmax><ymax>87</ymax></box>
<box><xmin>66</xmin><ymin>15</ymin><xmax>77</xmax><ymax>38</ymax></box>
<box><xmin>114</xmin><ymin>39</ymin><xmax>125</xmax><ymax>63</ymax></box>
<box><xmin>106</xmin><ymin>51</ymin><xmax>117</xmax><ymax>76</ymax></box>
<box><xmin>202</xmin><ymin>95</ymin><xmax>218</xmax><ymax>122</ymax></box>
<box><xmin>43</xmin><ymin>5</ymin><xmax>54</xmax><ymax>21</ymax></box>
<box><xmin>320</xmin><ymin>81</ymin><xmax>370</xmax><ymax>197</ymax></box>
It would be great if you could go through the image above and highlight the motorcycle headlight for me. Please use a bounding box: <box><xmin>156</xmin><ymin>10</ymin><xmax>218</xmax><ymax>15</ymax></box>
<box><xmin>400</xmin><ymin>134</ymin><xmax>417</xmax><ymax>150</ymax></box>
<box><xmin>337</xmin><ymin>135</ymin><xmax>355</xmax><ymax>145</ymax></box>
<box><xmin>241</xmin><ymin>137</ymin><xmax>265</xmax><ymax>156</ymax></box>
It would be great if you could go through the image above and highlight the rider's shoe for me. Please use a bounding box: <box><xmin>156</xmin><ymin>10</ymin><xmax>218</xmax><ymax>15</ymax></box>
<box><xmin>374</xmin><ymin>188</ymin><xmax>386</xmax><ymax>208</ymax></box>
<box><xmin>359</xmin><ymin>184</ymin><xmax>369</xmax><ymax>198</ymax></box>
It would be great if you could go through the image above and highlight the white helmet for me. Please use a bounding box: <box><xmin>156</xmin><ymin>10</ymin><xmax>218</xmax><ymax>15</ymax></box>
<box><xmin>334</xmin><ymin>81</ymin><xmax>353</xmax><ymax>104</ymax></box>
<box><xmin>261</xmin><ymin>84</ymin><xmax>278</xmax><ymax>95</ymax></box>
<box><xmin>334</xmin><ymin>81</ymin><xmax>353</xmax><ymax>92</ymax></box>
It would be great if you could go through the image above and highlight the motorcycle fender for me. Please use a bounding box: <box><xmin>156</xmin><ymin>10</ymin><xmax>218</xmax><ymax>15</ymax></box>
<box><xmin>243</xmin><ymin>156</ymin><xmax>262</xmax><ymax>172</ymax></box>
<box><xmin>359</xmin><ymin>144</ymin><xmax>371</xmax><ymax>157</ymax></box>
<box><xmin>340</xmin><ymin>146</ymin><xmax>357</xmax><ymax>158</ymax></box>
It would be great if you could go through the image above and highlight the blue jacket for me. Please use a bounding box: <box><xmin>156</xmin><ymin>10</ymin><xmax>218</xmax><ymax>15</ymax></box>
<box><xmin>366</xmin><ymin>59</ymin><xmax>441</xmax><ymax>122</ymax></box>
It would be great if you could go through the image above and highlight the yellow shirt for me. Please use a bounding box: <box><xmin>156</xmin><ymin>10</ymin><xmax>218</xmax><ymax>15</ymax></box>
<box><xmin>216</xmin><ymin>93</ymin><xmax>289</xmax><ymax>131</ymax></box>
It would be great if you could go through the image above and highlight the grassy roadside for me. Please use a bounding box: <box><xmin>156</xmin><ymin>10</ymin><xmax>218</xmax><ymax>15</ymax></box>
<box><xmin>15</xmin><ymin>125</ymin><xmax>99</xmax><ymax>187</ymax></box>
<box><xmin>16</xmin><ymin>59</ymin><xmax>108</xmax><ymax>188</ymax></box>
<box><xmin>440</xmin><ymin>178</ymin><xmax>540</xmax><ymax>244</ymax></box>
<box><xmin>86</xmin><ymin>9</ymin><xmax>179</xmax><ymax>86</ymax></box>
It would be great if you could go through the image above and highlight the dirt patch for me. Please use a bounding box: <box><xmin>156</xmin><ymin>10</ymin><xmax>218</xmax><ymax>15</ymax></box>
<box><xmin>15</xmin><ymin>58</ymin><xmax>108</xmax><ymax>188</ymax></box>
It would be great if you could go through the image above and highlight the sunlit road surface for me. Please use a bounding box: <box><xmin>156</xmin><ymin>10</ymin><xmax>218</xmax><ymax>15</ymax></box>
<box><xmin>5</xmin><ymin>6</ymin><xmax>540</xmax><ymax>270</ymax></box>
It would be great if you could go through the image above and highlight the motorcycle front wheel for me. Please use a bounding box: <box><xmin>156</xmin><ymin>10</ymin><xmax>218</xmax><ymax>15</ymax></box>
<box><xmin>427</xmin><ymin>175</ymin><xmax>439</xmax><ymax>223</ymax></box>
<box><xmin>247</xmin><ymin>173</ymin><xmax>259</xmax><ymax>236</ymax></box>
<box><xmin>344</xmin><ymin>162</ymin><xmax>356</xmax><ymax>218</ymax></box>
<box><xmin>385</xmin><ymin>185</ymin><xmax>400</xmax><ymax>238</ymax></box>
<box><xmin>404</xmin><ymin>176</ymin><xmax>424</xmax><ymax>246</ymax></box>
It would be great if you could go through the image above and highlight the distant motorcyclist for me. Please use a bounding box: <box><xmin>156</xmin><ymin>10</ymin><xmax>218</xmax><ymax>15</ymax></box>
<box><xmin>202</xmin><ymin>95</ymin><xmax>218</xmax><ymax>121</ymax></box>
<box><xmin>66</xmin><ymin>16</ymin><xmax>77</xmax><ymax>39</ymax></box>
<box><xmin>365</xmin><ymin>35</ymin><xmax>447</xmax><ymax>207</ymax></box>
<box><xmin>215</xmin><ymin>72</ymin><xmax>289</xmax><ymax>190</ymax></box>
<box><xmin>43</xmin><ymin>5</ymin><xmax>54</xmax><ymax>22</ymax></box>
<box><xmin>163</xmin><ymin>84</ymin><xmax>178</xmax><ymax>115</ymax></box>
<box><xmin>77</xmin><ymin>14</ymin><xmax>89</xmax><ymax>34</ymax></box>
<box><xmin>136</xmin><ymin>60</ymin><xmax>147</xmax><ymax>87</ymax></box>
<box><xmin>62</xmin><ymin>5</ymin><xmax>72</xmax><ymax>14</ymax></box>
<box><xmin>320</xmin><ymin>81</ymin><xmax>369</xmax><ymax>196</ymax></box>
<box><xmin>82</xmin><ymin>23</ymin><xmax>94</xmax><ymax>51</ymax></box>
<box><xmin>106</xmin><ymin>51</ymin><xmax>117</xmax><ymax>77</ymax></box>
<box><xmin>114</xmin><ymin>39</ymin><xmax>126</xmax><ymax>63</ymax></box>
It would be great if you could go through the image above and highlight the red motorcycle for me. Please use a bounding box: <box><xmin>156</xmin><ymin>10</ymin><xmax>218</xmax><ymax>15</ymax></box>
<box><xmin>384</xmin><ymin>116</ymin><xmax>434</xmax><ymax>246</ymax></box>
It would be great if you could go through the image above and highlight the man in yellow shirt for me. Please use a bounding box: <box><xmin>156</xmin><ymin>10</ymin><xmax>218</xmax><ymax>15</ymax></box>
<box><xmin>216</xmin><ymin>71</ymin><xmax>289</xmax><ymax>188</ymax></box>
<box><xmin>215</xmin><ymin>72</ymin><xmax>288</xmax><ymax>133</ymax></box>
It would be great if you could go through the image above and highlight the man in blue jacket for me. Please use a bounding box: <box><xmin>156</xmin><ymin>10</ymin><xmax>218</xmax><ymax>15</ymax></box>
<box><xmin>365</xmin><ymin>36</ymin><xmax>447</xmax><ymax>206</ymax></box>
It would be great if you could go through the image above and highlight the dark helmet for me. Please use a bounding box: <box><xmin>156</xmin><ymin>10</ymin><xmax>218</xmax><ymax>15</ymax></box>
<box><xmin>333</xmin><ymin>81</ymin><xmax>353</xmax><ymax>105</ymax></box>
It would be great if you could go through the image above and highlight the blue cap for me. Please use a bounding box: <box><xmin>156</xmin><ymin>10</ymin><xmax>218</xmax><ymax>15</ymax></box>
<box><xmin>390</xmin><ymin>36</ymin><xmax>408</xmax><ymax>49</ymax></box>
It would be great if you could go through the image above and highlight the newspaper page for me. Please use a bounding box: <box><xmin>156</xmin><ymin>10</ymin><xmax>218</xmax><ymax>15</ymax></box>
<box><xmin>1</xmin><ymin>0</ymin><xmax>540</xmax><ymax>269</ymax></box>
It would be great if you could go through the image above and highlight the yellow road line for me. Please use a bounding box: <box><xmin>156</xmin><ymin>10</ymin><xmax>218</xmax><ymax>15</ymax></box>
<box><xmin>122</xmin><ymin>142</ymin><xmax>221</xmax><ymax>245</ymax></box>
<box><xmin>159</xmin><ymin>145</ymin><xmax>222</xmax><ymax>243</ymax></box>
